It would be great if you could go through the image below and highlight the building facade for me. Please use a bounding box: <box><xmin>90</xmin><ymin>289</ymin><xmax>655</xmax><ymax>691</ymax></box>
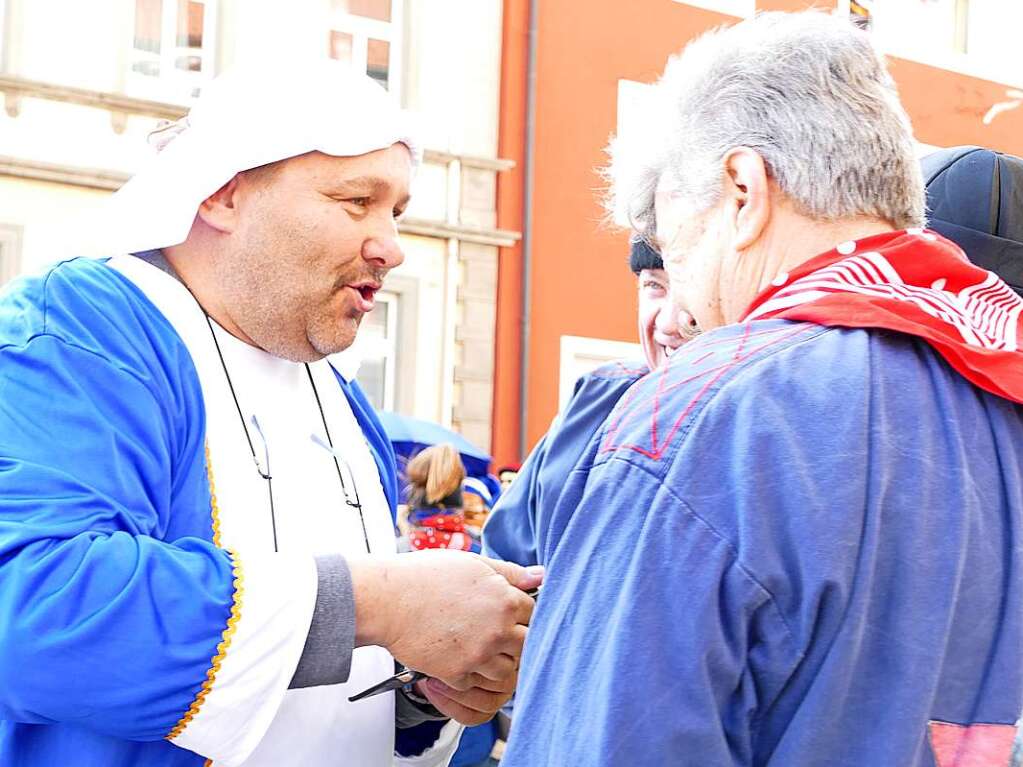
<box><xmin>5</xmin><ymin>1</ymin><xmax>1023</xmax><ymax>468</ymax></box>
<box><xmin>492</xmin><ymin>0</ymin><xmax>1023</xmax><ymax>467</ymax></box>
<box><xmin>0</xmin><ymin>0</ymin><xmax>516</xmax><ymax>452</ymax></box>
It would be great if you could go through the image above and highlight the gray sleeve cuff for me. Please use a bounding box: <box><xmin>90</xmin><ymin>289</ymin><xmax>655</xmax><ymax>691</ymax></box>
<box><xmin>395</xmin><ymin>688</ymin><xmax>449</xmax><ymax>728</ymax></box>
<box><xmin>289</xmin><ymin>554</ymin><xmax>355</xmax><ymax>689</ymax></box>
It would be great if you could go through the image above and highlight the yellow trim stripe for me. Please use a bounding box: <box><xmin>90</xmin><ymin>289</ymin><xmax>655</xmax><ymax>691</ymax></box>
<box><xmin>206</xmin><ymin>443</ymin><xmax>223</xmax><ymax>548</ymax></box>
<box><xmin>166</xmin><ymin>444</ymin><xmax>243</xmax><ymax>741</ymax></box>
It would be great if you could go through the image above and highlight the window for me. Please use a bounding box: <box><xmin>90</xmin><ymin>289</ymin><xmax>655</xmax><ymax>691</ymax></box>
<box><xmin>327</xmin><ymin>0</ymin><xmax>403</xmax><ymax>95</ymax></box>
<box><xmin>129</xmin><ymin>0</ymin><xmax>217</xmax><ymax>101</ymax></box>
<box><xmin>357</xmin><ymin>290</ymin><xmax>399</xmax><ymax>411</ymax></box>
<box><xmin>868</xmin><ymin>0</ymin><xmax>965</xmax><ymax>53</ymax></box>
<box><xmin>857</xmin><ymin>0</ymin><xmax>1023</xmax><ymax>87</ymax></box>
<box><xmin>0</xmin><ymin>225</ymin><xmax>23</xmax><ymax>288</ymax></box>
<box><xmin>960</xmin><ymin>2</ymin><xmax>1023</xmax><ymax>67</ymax></box>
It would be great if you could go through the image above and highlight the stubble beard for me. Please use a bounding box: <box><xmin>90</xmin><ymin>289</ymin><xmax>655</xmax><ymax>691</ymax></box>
<box><xmin>305</xmin><ymin>262</ymin><xmax>392</xmax><ymax>358</ymax></box>
<box><xmin>213</xmin><ymin>240</ymin><xmax>324</xmax><ymax>362</ymax></box>
<box><xmin>305</xmin><ymin>291</ymin><xmax>363</xmax><ymax>359</ymax></box>
<box><xmin>221</xmin><ymin>225</ymin><xmax>384</xmax><ymax>362</ymax></box>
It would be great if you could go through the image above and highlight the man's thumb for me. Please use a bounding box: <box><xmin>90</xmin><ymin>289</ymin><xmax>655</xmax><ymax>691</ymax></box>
<box><xmin>482</xmin><ymin>557</ymin><xmax>545</xmax><ymax>590</ymax></box>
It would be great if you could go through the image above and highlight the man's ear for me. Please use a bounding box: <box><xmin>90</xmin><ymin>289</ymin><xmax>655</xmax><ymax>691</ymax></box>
<box><xmin>721</xmin><ymin>147</ymin><xmax>770</xmax><ymax>251</ymax></box>
<box><xmin>196</xmin><ymin>175</ymin><xmax>243</xmax><ymax>234</ymax></box>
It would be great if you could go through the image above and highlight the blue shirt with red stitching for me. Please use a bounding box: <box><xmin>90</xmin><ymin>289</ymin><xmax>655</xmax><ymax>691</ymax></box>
<box><xmin>501</xmin><ymin>318</ymin><xmax>1023</xmax><ymax>767</ymax></box>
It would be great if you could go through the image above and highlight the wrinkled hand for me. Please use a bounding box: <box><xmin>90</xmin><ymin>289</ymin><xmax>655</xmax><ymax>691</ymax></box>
<box><xmin>350</xmin><ymin>550</ymin><xmax>543</xmax><ymax>715</ymax></box>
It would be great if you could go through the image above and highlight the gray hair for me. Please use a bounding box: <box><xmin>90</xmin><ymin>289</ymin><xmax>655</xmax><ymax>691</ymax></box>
<box><xmin>607</xmin><ymin>11</ymin><xmax>925</xmax><ymax>239</ymax></box>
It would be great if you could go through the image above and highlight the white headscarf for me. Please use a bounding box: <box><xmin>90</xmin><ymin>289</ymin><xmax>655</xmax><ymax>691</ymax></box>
<box><xmin>105</xmin><ymin>61</ymin><xmax>420</xmax><ymax>255</ymax></box>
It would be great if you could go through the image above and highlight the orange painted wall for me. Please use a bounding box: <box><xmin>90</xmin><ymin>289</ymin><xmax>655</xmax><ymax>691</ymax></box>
<box><xmin>758</xmin><ymin>0</ymin><xmax>835</xmax><ymax>11</ymax></box>
<box><xmin>493</xmin><ymin>0</ymin><xmax>1023</xmax><ymax>460</ymax></box>
<box><xmin>891</xmin><ymin>57</ymin><xmax>1023</xmax><ymax>155</ymax></box>
<box><xmin>519</xmin><ymin>1</ymin><xmax>735</xmax><ymax>451</ymax></box>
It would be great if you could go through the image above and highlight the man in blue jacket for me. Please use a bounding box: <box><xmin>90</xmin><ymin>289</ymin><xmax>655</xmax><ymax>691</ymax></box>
<box><xmin>0</xmin><ymin>62</ymin><xmax>541</xmax><ymax>767</ymax></box>
<box><xmin>502</xmin><ymin>12</ymin><xmax>1023</xmax><ymax>767</ymax></box>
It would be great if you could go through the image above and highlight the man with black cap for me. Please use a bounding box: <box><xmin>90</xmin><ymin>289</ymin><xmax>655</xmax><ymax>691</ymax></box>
<box><xmin>483</xmin><ymin>239</ymin><xmax>693</xmax><ymax>566</ymax></box>
<box><xmin>923</xmin><ymin>145</ymin><xmax>1023</xmax><ymax>296</ymax></box>
<box><xmin>0</xmin><ymin>63</ymin><xmax>542</xmax><ymax>767</ymax></box>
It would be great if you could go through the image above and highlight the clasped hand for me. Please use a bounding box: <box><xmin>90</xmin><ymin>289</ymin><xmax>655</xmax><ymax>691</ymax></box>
<box><xmin>350</xmin><ymin>550</ymin><xmax>544</xmax><ymax>725</ymax></box>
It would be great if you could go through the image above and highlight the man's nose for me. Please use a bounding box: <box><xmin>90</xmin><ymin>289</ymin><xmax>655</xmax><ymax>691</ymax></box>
<box><xmin>362</xmin><ymin>234</ymin><xmax>404</xmax><ymax>270</ymax></box>
<box><xmin>655</xmin><ymin>303</ymin><xmax>681</xmax><ymax>336</ymax></box>
<box><xmin>655</xmin><ymin>303</ymin><xmax>690</xmax><ymax>347</ymax></box>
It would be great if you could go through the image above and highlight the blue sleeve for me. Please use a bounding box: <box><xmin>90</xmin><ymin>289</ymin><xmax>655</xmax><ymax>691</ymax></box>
<box><xmin>480</xmin><ymin>434</ymin><xmax>547</xmax><ymax>566</ymax></box>
<box><xmin>0</xmin><ymin>334</ymin><xmax>237</xmax><ymax>742</ymax></box>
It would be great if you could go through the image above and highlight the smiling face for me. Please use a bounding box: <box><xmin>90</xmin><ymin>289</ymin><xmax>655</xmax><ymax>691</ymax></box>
<box><xmin>636</xmin><ymin>267</ymin><xmax>690</xmax><ymax>369</ymax></box>
<box><xmin>210</xmin><ymin>144</ymin><xmax>412</xmax><ymax>362</ymax></box>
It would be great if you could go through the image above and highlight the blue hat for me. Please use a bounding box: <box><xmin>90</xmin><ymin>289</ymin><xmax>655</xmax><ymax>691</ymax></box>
<box><xmin>462</xmin><ymin>477</ymin><xmax>494</xmax><ymax>507</ymax></box>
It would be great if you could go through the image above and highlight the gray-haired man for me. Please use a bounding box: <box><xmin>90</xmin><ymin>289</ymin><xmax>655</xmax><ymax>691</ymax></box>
<box><xmin>503</xmin><ymin>12</ymin><xmax>1023</xmax><ymax>766</ymax></box>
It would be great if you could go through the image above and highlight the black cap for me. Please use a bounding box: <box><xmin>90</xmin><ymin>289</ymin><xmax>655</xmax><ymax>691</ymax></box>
<box><xmin>629</xmin><ymin>239</ymin><xmax>663</xmax><ymax>275</ymax></box>
<box><xmin>923</xmin><ymin>146</ymin><xmax>1023</xmax><ymax>296</ymax></box>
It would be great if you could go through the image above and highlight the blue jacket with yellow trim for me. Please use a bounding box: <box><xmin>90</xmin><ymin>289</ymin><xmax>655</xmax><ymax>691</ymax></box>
<box><xmin>0</xmin><ymin>257</ymin><xmax>397</xmax><ymax>766</ymax></box>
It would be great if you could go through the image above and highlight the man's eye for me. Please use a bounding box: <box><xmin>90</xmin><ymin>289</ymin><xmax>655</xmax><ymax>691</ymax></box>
<box><xmin>346</xmin><ymin>197</ymin><xmax>371</xmax><ymax>207</ymax></box>
<box><xmin>643</xmin><ymin>281</ymin><xmax>667</xmax><ymax>292</ymax></box>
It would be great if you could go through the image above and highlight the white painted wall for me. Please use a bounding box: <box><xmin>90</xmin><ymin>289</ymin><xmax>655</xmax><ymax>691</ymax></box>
<box><xmin>402</xmin><ymin>0</ymin><xmax>503</xmax><ymax>157</ymax></box>
<box><xmin>0</xmin><ymin>176</ymin><xmax>108</xmax><ymax>272</ymax></box>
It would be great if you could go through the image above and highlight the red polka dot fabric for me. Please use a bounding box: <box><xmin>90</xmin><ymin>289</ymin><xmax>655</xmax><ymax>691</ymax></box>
<box><xmin>408</xmin><ymin>510</ymin><xmax>474</xmax><ymax>551</ymax></box>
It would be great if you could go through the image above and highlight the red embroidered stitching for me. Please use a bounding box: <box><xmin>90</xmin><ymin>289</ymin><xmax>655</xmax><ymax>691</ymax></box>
<box><xmin>601</xmin><ymin>324</ymin><xmax>814</xmax><ymax>460</ymax></box>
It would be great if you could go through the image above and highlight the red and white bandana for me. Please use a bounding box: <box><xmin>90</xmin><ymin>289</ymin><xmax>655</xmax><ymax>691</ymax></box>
<box><xmin>742</xmin><ymin>229</ymin><xmax>1023</xmax><ymax>404</ymax></box>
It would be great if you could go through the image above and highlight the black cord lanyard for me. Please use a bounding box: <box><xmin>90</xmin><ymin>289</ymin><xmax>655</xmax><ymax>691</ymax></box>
<box><xmin>305</xmin><ymin>364</ymin><xmax>372</xmax><ymax>553</ymax></box>
<box><xmin>204</xmin><ymin>314</ymin><xmax>280</xmax><ymax>550</ymax></box>
<box><xmin>203</xmin><ymin>315</ymin><xmax>371</xmax><ymax>554</ymax></box>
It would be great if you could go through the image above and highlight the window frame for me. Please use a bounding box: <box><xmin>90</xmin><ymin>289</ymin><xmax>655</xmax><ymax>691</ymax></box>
<box><xmin>613</xmin><ymin>79</ymin><xmax>656</xmax><ymax>228</ymax></box>
<box><xmin>351</xmin><ymin>272</ymin><xmax>419</xmax><ymax>414</ymax></box>
<box><xmin>327</xmin><ymin>0</ymin><xmax>404</xmax><ymax>99</ymax></box>
<box><xmin>0</xmin><ymin>0</ymin><xmax>7</xmax><ymax>73</ymax></box>
<box><xmin>127</xmin><ymin>0</ymin><xmax>219</xmax><ymax>103</ymax></box>
<box><xmin>360</xmin><ymin>289</ymin><xmax>400</xmax><ymax>411</ymax></box>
